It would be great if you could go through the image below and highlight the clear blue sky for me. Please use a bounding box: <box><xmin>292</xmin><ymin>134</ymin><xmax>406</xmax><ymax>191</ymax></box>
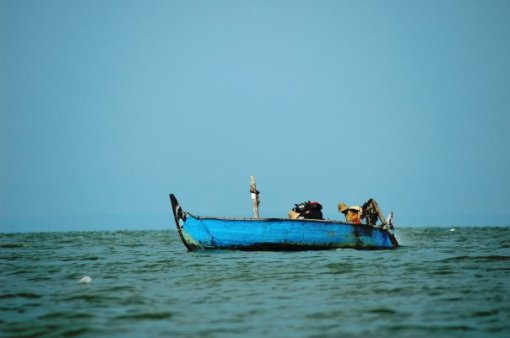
<box><xmin>1</xmin><ymin>0</ymin><xmax>509</xmax><ymax>232</ymax></box>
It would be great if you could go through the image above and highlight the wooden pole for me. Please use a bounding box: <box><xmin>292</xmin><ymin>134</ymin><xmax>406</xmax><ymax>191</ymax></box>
<box><xmin>250</xmin><ymin>175</ymin><xmax>260</xmax><ymax>218</ymax></box>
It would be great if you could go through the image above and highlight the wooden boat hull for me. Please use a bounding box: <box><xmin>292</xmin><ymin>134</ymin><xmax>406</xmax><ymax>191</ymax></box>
<box><xmin>170</xmin><ymin>194</ymin><xmax>398</xmax><ymax>251</ymax></box>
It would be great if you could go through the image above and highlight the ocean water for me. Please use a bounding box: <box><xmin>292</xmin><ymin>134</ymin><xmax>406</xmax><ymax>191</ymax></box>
<box><xmin>1</xmin><ymin>227</ymin><xmax>509</xmax><ymax>338</ymax></box>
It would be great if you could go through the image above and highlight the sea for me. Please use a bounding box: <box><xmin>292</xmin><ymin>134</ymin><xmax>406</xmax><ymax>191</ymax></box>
<box><xmin>1</xmin><ymin>227</ymin><xmax>509</xmax><ymax>338</ymax></box>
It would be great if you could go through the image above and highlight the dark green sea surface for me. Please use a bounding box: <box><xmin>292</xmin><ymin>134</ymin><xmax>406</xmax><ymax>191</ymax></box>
<box><xmin>1</xmin><ymin>227</ymin><xmax>509</xmax><ymax>337</ymax></box>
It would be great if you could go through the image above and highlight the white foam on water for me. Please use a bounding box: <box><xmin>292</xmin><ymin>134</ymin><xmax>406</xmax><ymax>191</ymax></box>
<box><xmin>79</xmin><ymin>276</ymin><xmax>92</xmax><ymax>284</ymax></box>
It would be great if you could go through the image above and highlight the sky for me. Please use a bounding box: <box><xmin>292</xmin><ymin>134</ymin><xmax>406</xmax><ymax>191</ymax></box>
<box><xmin>1</xmin><ymin>0</ymin><xmax>509</xmax><ymax>232</ymax></box>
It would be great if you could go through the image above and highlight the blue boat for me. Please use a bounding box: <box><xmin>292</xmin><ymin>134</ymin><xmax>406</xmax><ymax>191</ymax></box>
<box><xmin>169</xmin><ymin>194</ymin><xmax>398</xmax><ymax>251</ymax></box>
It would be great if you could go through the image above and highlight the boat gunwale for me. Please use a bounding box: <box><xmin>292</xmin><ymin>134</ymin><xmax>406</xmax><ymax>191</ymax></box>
<box><xmin>187</xmin><ymin>213</ymin><xmax>388</xmax><ymax>229</ymax></box>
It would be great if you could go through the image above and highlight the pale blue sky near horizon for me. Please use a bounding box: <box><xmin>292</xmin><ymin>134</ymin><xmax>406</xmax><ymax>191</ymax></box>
<box><xmin>1</xmin><ymin>0</ymin><xmax>509</xmax><ymax>232</ymax></box>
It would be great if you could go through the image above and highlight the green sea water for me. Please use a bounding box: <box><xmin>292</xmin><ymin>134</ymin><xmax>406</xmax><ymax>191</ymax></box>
<box><xmin>1</xmin><ymin>227</ymin><xmax>509</xmax><ymax>337</ymax></box>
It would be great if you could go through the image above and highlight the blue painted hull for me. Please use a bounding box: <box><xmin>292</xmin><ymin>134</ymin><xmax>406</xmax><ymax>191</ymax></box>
<box><xmin>177</xmin><ymin>215</ymin><xmax>397</xmax><ymax>250</ymax></box>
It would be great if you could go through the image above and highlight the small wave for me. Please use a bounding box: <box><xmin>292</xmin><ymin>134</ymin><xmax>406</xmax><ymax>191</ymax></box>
<box><xmin>100</xmin><ymin>285</ymin><xmax>136</xmax><ymax>292</ymax></box>
<box><xmin>439</xmin><ymin>255</ymin><xmax>510</xmax><ymax>263</ymax></box>
<box><xmin>4</xmin><ymin>324</ymin><xmax>92</xmax><ymax>337</ymax></box>
<box><xmin>0</xmin><ymin>243</ymin><xmax>26</xmax><ymax>249</ymax></box>
<box><xmin>58</xmin><ymin>327</ymin><xmax>91</xmax><ymax>337</ymax></box>
<box><xmin>374</xmin><ymin>287</ymin><xmax>410</xmax><ymax>295</ymax></box>
<box><xmin>39</xmin><ymin>311</ymin><xmax>93</xmax><ymax>320</ymax></box>
<box><xmin>114</xmin><ymin>311</ymin><xmax>173</xmax><ymax>320</ymax></box>
<box><xmin>5</xmin><ymin>269</ymin><xmax>31</xmax><ymax>276</ymax></box>
<box><xmin>0</xmin><ymin>292</ymin><xmax>41</xmax><ymax>299</ymax></box>
<box><xmin>431</xmin><ymin>268</ymin><xmax>455</xmax><ymax>276</ymax></box>
<box><xmin>1</xmin><ymin>255</ymin><xmax>23</xmax><ymax>261</ymax></box>
<box><xmin>482</xmin><ymin>255</ymin><xmax>510</xmax><ymax>261</ymax></box>
<box><xmin>389</xmin><ymin>324</ymin><xmax>475</xmax><ymax>332</ymax></box>
<box><xmin>79</xmin><ymin>256</ymin><xmax>100</xmax><ymax>261</ymax></box>
<box><xmin>63</xmin><ymin>294</ymin><xmax>100</xmax><ymax>301</ymax></box>
<box><xmin>368</xmin><ymin>308</ymin><xmax>398</xmax><ymax>314</ymax></box>
<box><xmin>472</xmin><ymin>309</ymin><xmax>500</xmax><ymax>317</ymax></box>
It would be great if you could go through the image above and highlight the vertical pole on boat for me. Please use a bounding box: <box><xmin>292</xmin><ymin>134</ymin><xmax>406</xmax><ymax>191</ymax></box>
<box><xmin>250</xmin><ymin>175</ymin><xmax>260</xmax><ymax>218</ymax></box>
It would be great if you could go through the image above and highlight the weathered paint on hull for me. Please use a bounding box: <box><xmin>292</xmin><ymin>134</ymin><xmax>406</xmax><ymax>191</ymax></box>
<box><xmin>178</xmin><ymin>215</ymin><xmax>398</xmax><ymax>251</ymax></box>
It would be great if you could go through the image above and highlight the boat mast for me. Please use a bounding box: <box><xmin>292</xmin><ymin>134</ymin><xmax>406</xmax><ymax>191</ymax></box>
<box><xmin>250</xmin><ymin>175</ymin><xmax>260</xmax><ymax>218</ymax></box>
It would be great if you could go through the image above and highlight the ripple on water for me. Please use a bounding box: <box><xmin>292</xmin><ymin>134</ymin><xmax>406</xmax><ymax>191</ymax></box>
<box><xmin>1</xmin><ymin>228</ymin><xmax>509</xmax><ymax>338</ymax></box>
